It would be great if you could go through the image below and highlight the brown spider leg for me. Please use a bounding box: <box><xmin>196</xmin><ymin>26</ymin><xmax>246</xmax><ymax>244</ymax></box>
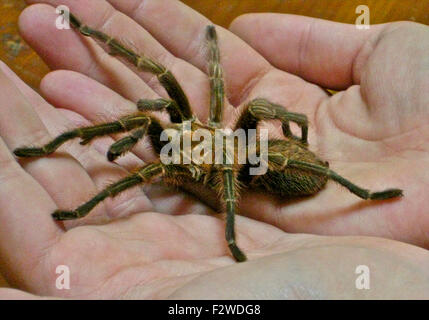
<box><xmin>137</xmin><ymin>98</ymin><xmax>184</xmax><ymax>123</ymax></box>
<box><xmin>69</xmin><ymin>13</ymin><xmax>193</xmax><ymax>121</ymax></box>
<box><xmin>221</xmin><ymin>165</ymin><xmax>247</xmax><ymax>262</ymax></box>
<box><xmin>52</xmin><ymin>162</ymin><xmax>204</xmax><ymax>220</ymax></box>
<box><xmin>236</xmin><ymin>98</ymin><xmax>308</xmax><ymax>144</ymax></box>
<box><xmin>206</xmin><ymin>26</ymin><xmax>225</xmax><ymax>127</ymax></box>
<box><xmin>286</xmin><ymin>159</ymin><xmax>403</xmax><ymax>200</ymax></box>
<box><xmin>107</xmin><ymin>126</ymin><xmax>147</xmax><ymax>162</ymax></box>
<box><xmin>52</xmin><ymin>162</ymin><xmax>166</xmax><ymax>220</ymax></box>
<box><xmin>13</xmin><ymin>114</ymin><xmax>152</xmax><ymax>158</ymax></box>
<box><xmin>108</xmin><ymin>114</ymin><xmax>166</xmax><ymax>161</ymax></box>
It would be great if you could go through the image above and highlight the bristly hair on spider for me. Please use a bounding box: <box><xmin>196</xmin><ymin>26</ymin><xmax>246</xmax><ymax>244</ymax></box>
<box><xmin>13</xmin><ymin>13</ymin><xmax>403</xmax><ymax>262</ymax></box>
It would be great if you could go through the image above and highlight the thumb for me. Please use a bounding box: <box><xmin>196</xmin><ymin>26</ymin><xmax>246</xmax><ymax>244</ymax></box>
<box><xmin>229</xmin><ymin>13</ymin><xmax>384</xmax><ymax>89</ymax></box>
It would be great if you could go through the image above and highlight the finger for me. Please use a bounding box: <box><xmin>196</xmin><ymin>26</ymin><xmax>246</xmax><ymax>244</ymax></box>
<box><xmin>0</xmin><ymin>136</ymin><xmax>62</xmax><ymax>289</ymax></box>
<box><xmin>0</xmin><ymin>288</ymin><xmax>49</xmax><ymax>299</ymax></box>
<box><xmin>15</xmin><ymin>66</ymin><xmax>154</xmax><ymax>220</ymax></box>
<box><xmin>229</xmin><ymin>13</ymin><xmax>385</xmax><ymax>89</ymax></box>
<box><xmin>0</xmin><ymin>62</ymin><xmax>151</xmax><ymax>225</ymax></box>
<box><xmin>105</xmin><ymin>0</ymin><xmax>273</xmax><ymax>106</ymax></box>
<box><xmin>0</xmin><ymin>62</ymin><xmax>106</xmax><ymax>222</ymax></box>
<box><xmin>35</xmin><ymin>98</ymin><xmax>155</xmax><ymax>223</ymax></box>
<box><xmin>19</xmin><ymin>3</ymin><xmax>157</xmax><ymax>104</ymax></box>
<box><xmin>40</xmin><ymin>69</ymin><xmax>159</xmax><ymax>164</ymax></box>
<box><xmin>22</xmin><ymin>2</ymin><xmax>214</xmax><ymax>120</ymax></box>
<box><xmin>40</xmin><ymin>71</ymin><xmax>217</xmax><ymax>216</ymax></box>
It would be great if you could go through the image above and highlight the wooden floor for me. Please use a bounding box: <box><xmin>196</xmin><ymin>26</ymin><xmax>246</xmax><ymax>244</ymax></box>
<box><xmin>0</xmin><ymin>0</ymin><xmax>428</xmax><ymax>289</ymax></box>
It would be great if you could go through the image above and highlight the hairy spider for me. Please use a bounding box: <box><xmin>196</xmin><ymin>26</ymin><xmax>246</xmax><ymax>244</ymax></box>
<box><xmin>13</xmin><ymin>13</ymin><xmax>403</xmax><ymax>262</ymax></box>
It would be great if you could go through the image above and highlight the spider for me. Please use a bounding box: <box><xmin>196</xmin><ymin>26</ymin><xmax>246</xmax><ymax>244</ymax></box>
<box><xmin>13</xmin><ymin>13</ymin><xmax>403</xmax><ymax>262</ymax></box>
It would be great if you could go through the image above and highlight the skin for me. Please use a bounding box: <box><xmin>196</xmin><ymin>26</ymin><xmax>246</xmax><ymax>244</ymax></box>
<box><xmin>0</xmin><ymin>0</ymin><xmax>427</xmax><ymax>299</ymax></box>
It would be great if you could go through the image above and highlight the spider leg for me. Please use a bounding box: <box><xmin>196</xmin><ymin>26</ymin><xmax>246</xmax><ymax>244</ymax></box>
<box><xmin>221</xmin><ymin>165</ymin><xmax>247</xmax><ymax>262</ymax></box>
<box><xmin>69</xmin><ymin>13</ymin><xmax>193</xmax><ymax>121</ymax></box>
<box><xmin>107</xmin><ymin>114</ymin><xmax>166</xmax><ymax>161</ymax></box>
<box><xmin>137</xmin><ymin>98</ymin><xmax>184</xmax><ymax>123</ymax></box>
<box><xmin>236</xmin><ymin>98</ymin><xmax>308</xmax><ymax>144</ymax></box>
<box><xmin>107</xmin><ymin>126</ymin><xmax>147</xmax><ymax>161</ymax></box>
<box><xmin>52</xmin><ymin>162</ymin><xmax>165</xmax><ymax>220</ymax></box>
<box><xmin>206</xmin><ymin>26</ymin><xmax>225</xmax><ymax>127</ymax></box>
<box><xmin>52</xmin><ymin>162</ymin><xmax>205</xmax><ymax>220</ymax></box>
<box><xmin>287</xmin><ymin>159</ymin><xmax>403</xmax><ymax>200</ymax></box>
<box><xmin>14</xmin><ymin>114</ymin><xmax>152</xmax><ymax>158</ymax></box>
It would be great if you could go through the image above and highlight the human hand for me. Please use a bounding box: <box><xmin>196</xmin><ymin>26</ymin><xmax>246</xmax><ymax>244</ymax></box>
<box><xmin>0</xmin><ymin>75</ymin><xmax>426</xmax><ymax>297</ymax></box>
<box><xmin>18</xmin><ymin>1</ymin><xmax>429</xmax><ymax>248</ymax></box>
<box><xmin>0</xmin><ymin>0</ymin><xmax>427</xmax><ymax>299</ymax></box>
<box><xmin>1</xmin><ymin>232</ymin><xmax>429</xmax><ymax>299</ymax></box>
<box><xmin>0</xmin><ymin>60</ymin><xmax>315</xmax><ymax>298</ymax></box>
<box><xmin>229</xmin><ymin>14</ymin><xmax>429</xmax><ymax>246</ymax></box>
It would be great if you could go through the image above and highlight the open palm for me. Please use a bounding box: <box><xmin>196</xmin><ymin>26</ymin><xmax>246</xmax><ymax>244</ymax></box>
<box><xmin>0</xmin><ymin>0</ymin><xmax>427</xmax><ymax>298</ymax></box>
<box><xmin>20</xmin><ymin>0</ymin><xmax>429</xmax><ymax>245</ymax></box>
<box><xmin>230</xmin><ymin>15</ymin><xmax>429</xmax><ymax>247</ymax></box>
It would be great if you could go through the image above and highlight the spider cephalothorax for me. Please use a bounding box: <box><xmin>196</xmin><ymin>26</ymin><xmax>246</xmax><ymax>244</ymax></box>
<box><xmin>14</xmin><ymin>13</ymin><xmax>403</xmax><ymax>262</ymax></box>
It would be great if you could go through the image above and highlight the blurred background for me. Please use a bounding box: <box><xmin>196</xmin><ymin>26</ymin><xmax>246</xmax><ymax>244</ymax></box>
<box><xmin>0</xmin><ymin>0</ymin><xmax>428</xmax><ymax>288</ymax></box>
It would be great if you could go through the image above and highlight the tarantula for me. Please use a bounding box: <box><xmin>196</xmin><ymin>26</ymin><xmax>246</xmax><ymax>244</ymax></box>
<box><xmin>13</xmin><ymin>13</ymin><xmax>403</xmax><ymax>262</ymax></box>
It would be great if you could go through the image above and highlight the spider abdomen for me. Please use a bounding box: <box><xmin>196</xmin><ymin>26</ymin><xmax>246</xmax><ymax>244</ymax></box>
<box><xmin>255</xmin><ymin>168</ymin><xmax>328</xmax><ymax>197</ymax></box>
<box><xmin>249</xmin><ymin>139</ymin><xmax>329</xmax><ymax>197</ymax></box>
